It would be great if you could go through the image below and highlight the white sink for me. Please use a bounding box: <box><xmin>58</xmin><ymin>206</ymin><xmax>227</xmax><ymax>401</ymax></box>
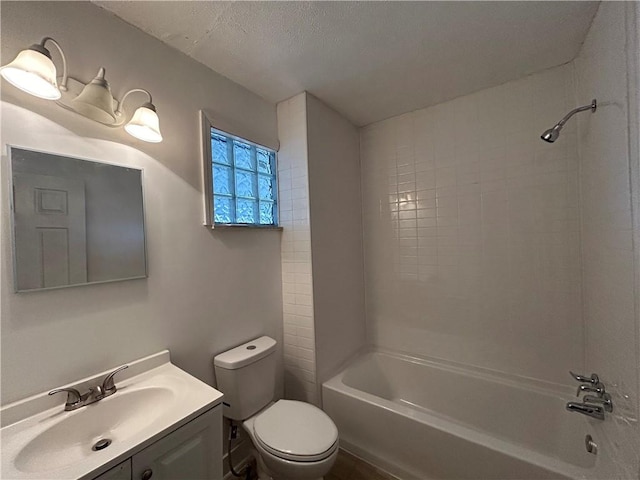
<box><xmin>15</xmin><ymin>387</ymin><xmax>174</xmax><ymax>473</ymax></box>
<box><xmin>1</xmin><ymin>351</ymin><xmax>224</xmax><ymax>480</ymax></box>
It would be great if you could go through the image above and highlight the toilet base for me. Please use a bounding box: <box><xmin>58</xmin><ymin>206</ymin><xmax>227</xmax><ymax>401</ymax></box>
<box><xmin>247</xmin><ymin>445</ymin><xmax>330</xmax><ymax>480</ymax></box>
<box><xmin>252</xmin><ymin>451</ymin><xmax>323</xmax><ymax>480</ymax></box>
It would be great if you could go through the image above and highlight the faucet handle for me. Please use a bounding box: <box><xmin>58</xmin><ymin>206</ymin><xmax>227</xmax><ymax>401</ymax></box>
<box><xmin>584</xmin><ymin>393</ymin><xmax>613</xmax><ymax>413</ymax></box>
<box><xmin>48</xmin><ymin>387</ymin><xmax>83</xmax><ymax>410</ymax></box>
<box><xmin>102</xmin><ymin>365</ymin><xmax>128</xmax><ymax>395</ymax></box>
<box><xmin>570</xmin><ymin>371</ymin><xmax>599</xmax><ymax>384</ymax></box>
<box><xmin>576</xmin><ymin>382</ymin><xmax>606</xmax><ymax>397</ymax></box>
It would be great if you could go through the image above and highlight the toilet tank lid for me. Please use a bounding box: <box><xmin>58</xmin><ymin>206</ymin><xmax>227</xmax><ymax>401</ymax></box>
<box><xmin>214</xmin><ymin>336</ymin><xmax>276</xmax><ymax>370</ymax></box>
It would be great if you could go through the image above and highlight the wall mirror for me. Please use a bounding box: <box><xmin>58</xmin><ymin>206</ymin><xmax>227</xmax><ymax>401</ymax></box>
<box><xmin>9</xmin><ymin>146</ymin><xmax>147</xmax><ymax>292</ymax></box>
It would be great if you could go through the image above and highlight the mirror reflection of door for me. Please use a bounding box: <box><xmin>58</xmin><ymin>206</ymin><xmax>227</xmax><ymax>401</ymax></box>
<box><xmin>13</xmin><ymin>173</ymin><xmax>88</xmax><ymax>290</ymax></box>
<box><xmin>10</xmin><ymin>147</ymin><xmax>147</xmax><ymax>292</ymax></box>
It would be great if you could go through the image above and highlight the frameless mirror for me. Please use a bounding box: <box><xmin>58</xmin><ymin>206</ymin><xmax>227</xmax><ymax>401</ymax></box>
<box><xmin>9</xmin><ymin>146</ymin><xmax>147</xmax><ymax>292</ymax></box>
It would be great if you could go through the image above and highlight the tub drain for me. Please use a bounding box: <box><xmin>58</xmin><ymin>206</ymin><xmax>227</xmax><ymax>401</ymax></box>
<box><xmin>585</xmin><ymin>434</ymin><xmax>597</xmax><ymax>455</ymax></box>
<box><xmin>92</xmin><ymin>438</ymin><xmax>112</xmax><ymax>451</ymax></box>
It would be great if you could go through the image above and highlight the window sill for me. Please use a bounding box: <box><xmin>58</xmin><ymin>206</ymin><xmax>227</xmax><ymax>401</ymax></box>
<box><xmin>204</xmin><ymin>223</ymin><xmax>283</xmax><ymax>231</ymax></box>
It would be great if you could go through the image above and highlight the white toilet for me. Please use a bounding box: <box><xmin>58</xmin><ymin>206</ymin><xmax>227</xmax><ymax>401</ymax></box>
<box><xmin>214</xmin><ymin>336</ymin><xmax>339</xmax><ymax>480</ymax></box>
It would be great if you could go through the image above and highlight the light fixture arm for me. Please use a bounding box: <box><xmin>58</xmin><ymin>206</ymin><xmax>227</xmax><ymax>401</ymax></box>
<box><xmin>40</xmin><ymin>37</ymin><xmax>68</xmax><ymax>91</ymax></box>
<box><xmin>116</xmin><ymin>88</ymin><xmax>153</xmax><ymax>116</ymax></box>
<box><xmin>555</xmin><ymin>99</ymin><xmax>597</xmax><ymax>129</ymax></box>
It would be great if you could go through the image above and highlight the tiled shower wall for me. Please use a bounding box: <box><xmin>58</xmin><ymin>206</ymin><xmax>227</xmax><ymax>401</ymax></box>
<box><xmin>277</xmin><ymin>93</ymin><xmax>319</xmax><ymax>405</ymax></box>
<box><xmin>360</xmin><ymin>63</ymin><xmax>583</xmax><ymax>384</ymax></box>
<box><xmin>575</xmin><ymin>2</ymin><xmax>640</xmax><ymax>477</ymax></box>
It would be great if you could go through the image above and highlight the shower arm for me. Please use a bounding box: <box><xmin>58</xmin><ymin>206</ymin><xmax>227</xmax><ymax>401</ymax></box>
<box><xmin>554</xmin><ymin>99</ymin><xmax>597</xmax><ymax>129</ymax></box>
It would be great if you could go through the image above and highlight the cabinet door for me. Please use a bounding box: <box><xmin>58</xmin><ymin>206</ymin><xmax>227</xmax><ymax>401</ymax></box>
<box><xmin>92</xmin><ymin>459</ymin><xmax>132</xmax><ymax>480</ymax></box>
<box><xmin>132</xmin><ymin>406</ymin><xmax>222</xmax><ymax>480</ymax></box>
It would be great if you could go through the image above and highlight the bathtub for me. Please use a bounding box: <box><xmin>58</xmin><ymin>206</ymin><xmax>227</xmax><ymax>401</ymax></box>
<box><xmin>323</xmin><ymin>350</ymin><xmax>598</xmax><ymax>480</ymax></box>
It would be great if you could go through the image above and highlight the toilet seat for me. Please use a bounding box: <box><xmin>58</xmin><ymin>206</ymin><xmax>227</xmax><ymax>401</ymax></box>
<box><xmin>253</xmin><ymin>400</ymin><xmax>338</xmax><ymax>462</ymax></box>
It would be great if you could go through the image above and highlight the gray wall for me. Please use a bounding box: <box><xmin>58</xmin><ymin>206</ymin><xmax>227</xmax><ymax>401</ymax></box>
<box><xmin>1</xmin><ymin>1</ymin><xmax>283</xmax><ymax>404</ymax></box>
<box><xmin>306</xmin><ymin>93</ymin><xmax>366</xmax><ymax>386</ymax></box>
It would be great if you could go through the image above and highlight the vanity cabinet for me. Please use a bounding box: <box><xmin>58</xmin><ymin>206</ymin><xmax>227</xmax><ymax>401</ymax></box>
<box><xmin>1</xmin><ymin>352</ymin><xmax>225</xmax><ymax>480</ymax></box>
<box><xmin>92</xmin><ymin>405</ymin><xmax>222</xmax><ymax>480</ymax></box>
<box><xmin>132</xmin><ymin>406</ymin><xmax>221</xmax><ymax>480</ymax></box>
<box><xmin>93</xmin><ymin>461</ymin><xmax>132</xmax><ymax>480</ymax></box>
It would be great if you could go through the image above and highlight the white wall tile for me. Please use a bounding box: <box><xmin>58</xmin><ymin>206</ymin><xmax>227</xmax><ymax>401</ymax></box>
<box><xmin>360</xmin><ymin>63</ymin><xmax>583</xmax><ymax>384</ymax></box>
<box><xmin>575</xmin><ymin>3</ymin><xmax>640</xmax><ymax>477</ymax></box>
<box><xmin>277</xmin><ymin>93</ymin><xmax>318</xmax><ymax>406</ymax></box>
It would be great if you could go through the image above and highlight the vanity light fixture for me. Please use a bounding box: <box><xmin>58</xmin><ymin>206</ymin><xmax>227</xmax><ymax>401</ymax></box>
<box><xmin>0</xmin><ymin>37</ymin><xmax>163</xmax><ymax>143</ymax></box>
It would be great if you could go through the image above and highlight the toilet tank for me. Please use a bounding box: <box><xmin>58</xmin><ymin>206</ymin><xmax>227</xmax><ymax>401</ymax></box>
<box><xmin>213</xmin><ymin>336</ymin><xmax>277</xmax><ymax>421</ymax></box>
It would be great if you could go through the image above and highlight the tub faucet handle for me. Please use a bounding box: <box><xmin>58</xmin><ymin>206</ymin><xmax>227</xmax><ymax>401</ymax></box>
<box><xmin>570</xmin><ymin>371</ymin><xmax>599</xmax><ymax>384</ymax></box>
<box><xmin>576</xmin><ymin>382</ymin><xmax>606</xmax><ymax>397</ymax></box>
<box><xmin>584</xmin><ymin>393</ymin><xmax>614</xmax><ymax>413</ymax></box>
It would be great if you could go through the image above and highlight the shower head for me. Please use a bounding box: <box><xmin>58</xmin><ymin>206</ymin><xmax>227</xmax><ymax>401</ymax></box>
<box><xmin>540</xmin><ymin>99</ymin><xmax>597</xmax><ymax>143</ymax></box>
<box><xmin>541</xmin><ymin>126</ymin><xmax>561</xmax><ymax>143</ymax></box>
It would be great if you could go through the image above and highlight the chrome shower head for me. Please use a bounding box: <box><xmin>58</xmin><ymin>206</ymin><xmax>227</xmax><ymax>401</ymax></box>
<box><xmin>541</xmin><ymin>125</ymin><xmax>561</xmax><ymax>143</ymax></box>
<box><xmin>540</xmin><ymin>99</ymin><xmax>597</xmax><ymax>143</ymax></box>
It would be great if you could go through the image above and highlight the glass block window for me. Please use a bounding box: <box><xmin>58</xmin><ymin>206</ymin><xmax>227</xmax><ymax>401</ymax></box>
<box><xmin>210</xmin><ymin>130</ymin><xmax>278</xmax><ymax>226</ymax></box>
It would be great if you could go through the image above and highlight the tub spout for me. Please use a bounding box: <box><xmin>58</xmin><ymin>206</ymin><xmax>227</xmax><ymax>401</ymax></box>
<box><xmin>566</xmin><ymin>402</ymin><xmax>605</xmax><ymax>420</ymax></box>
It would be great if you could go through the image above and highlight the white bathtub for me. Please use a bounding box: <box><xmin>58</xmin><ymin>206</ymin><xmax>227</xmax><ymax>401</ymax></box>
<box><xmin>323</xmin><ymin>350</ymin><xmax>598</xmax><ymax>480</ymax></box>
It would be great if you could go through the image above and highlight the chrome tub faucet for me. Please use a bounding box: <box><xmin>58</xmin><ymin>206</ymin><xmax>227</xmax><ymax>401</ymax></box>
<box><xmin>565</xmin><ymin>371</ymin><xmax>613</xmax><ymax>420</ymax></box>
<box><xmin>566</xmin><ymin>402</ymin><xmax>605</xmax><ymax>420</ymax></box>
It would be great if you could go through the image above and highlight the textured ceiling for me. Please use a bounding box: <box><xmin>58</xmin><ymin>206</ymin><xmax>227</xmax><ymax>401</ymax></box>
<box><xmin>94</xmin><ymin>1</ymin><xmax>599</xmax><ymax>126</ymax></box>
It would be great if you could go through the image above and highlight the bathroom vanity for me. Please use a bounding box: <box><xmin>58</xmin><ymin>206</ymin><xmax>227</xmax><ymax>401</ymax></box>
<box><xmin>0</xmin><ymin>351</ymin><xmax>224</xmax><ymax>480</ymax></box>
<box><xmin>92</xmin><ymin>406</ymin><xmax>220</xmax><ymax>480</ymax></box>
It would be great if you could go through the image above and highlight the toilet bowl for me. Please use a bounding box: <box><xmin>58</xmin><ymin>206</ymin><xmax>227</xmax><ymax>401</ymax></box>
<box><xmin>213</xmin><ymin>337</ymin><xmax>339</xmax><ymax>480</ymax></box>
<box><xmin>244</xmin><ymin>400</ymin><xmax>338</xmax><ymax>480</ymax></box>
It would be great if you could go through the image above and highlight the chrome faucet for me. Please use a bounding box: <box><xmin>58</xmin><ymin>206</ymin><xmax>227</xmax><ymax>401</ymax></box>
<box><xmin>49</xmin><ymin>365</ymin><xmax>128</xmax><ymax>411</ymax></box>
<box><xmin>566</xmin><ymin>371</ymin><xmax>613</xmax><ymax>421</ymax></box>
<box><xmin>566</xmin><ymin>402</ymin><xmax>605</xmax><ymax>420</ymax></box>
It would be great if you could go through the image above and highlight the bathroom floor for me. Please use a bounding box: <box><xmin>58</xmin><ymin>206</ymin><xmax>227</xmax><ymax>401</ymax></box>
<box><xmin>327</xmin><ymin>449</ymin><xmax>400</xmax><ymax>480</ymax></box>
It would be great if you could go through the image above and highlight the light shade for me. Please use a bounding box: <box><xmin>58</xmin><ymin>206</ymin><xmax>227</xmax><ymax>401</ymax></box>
<box><xmin>124</xmin><ymin>103</ymin><xmax>163</xmax><ymax>143</ymax></box>
<box><xmin>71</xmin><ymin>67</ymin><xmax>116</xmax><ymax>124</ymax></box>
<box><xmin>0</xmin><ymin>45</ymin><xmax>60</xmax><ymax>100</ymax></box>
